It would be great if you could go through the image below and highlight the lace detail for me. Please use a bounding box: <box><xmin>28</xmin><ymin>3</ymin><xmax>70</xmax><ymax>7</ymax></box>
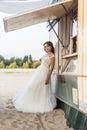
<box><xmin>41</xmin><ymin>55</ymin><xmax>50</xmax><ymax>68</ymax></box>
<box><xmin>41</xmin><ymin>54</ymin><xmax>55</xmax><ymax>68</ymax></box>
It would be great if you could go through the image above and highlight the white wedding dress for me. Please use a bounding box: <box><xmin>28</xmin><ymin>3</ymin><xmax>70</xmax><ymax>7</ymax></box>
<box><xmin>13</xmin><ymin>54</ymin><xmax>57</xmax><ymax>113</ymax></box>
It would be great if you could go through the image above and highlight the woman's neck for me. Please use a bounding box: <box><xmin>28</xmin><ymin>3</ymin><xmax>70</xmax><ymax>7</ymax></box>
<box><xmin>47</xmin><ymin>52</ymin><xmax>54</xmax><ymax>56</ymax></box>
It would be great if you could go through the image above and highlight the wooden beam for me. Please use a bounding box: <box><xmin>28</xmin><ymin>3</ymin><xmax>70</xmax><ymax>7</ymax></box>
<box><xmin>3</xmin><ymin>0</ymin><xmax>73</xmax><ymax>32</ymax></box>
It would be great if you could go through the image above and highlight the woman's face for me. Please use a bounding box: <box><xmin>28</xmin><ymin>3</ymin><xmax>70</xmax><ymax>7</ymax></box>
<box><xmin>44</xmin><ymin>44</ymin><xmax>52</xmax><ymax>53</ymax></box>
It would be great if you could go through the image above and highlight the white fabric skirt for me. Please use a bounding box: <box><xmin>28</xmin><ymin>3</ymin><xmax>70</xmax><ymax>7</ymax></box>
<box><xmin>13</xmin><ymin>65</ymin><xmax>56</xmax><ymax>113</ymax></box>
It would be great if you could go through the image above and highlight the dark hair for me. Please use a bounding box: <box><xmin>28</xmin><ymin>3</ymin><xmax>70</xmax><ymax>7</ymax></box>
<box><xmin>43</xmin><ymin>41</ymin><xmax>55</xmax><ymax>54</ymax></box>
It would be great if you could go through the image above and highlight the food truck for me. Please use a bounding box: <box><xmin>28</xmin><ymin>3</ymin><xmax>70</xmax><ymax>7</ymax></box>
<box><xmin>3</xmin><ymin>0</ymin><xmax>87</xmax><ymax>129</ymax></box>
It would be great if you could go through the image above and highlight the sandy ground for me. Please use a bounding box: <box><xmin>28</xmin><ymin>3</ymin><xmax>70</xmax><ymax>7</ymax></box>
<box><xmin>0</xmin><ymin>69</ymin><xmax>74</xmax><ymax>130</ymax></box>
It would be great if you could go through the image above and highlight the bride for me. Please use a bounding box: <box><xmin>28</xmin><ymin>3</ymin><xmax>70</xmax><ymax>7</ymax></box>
<box><xmin>13</xmin><ymin>41</ymin><xmax>57</xmax><ymax>113</ymax></box>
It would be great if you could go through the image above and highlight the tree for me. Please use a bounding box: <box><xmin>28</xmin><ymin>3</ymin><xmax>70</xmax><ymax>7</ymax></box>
<box><xmin>15</xmin><ymin>58</ymin><xmax>23</xmax><ymax>67</ymax></box>
<box><xmin>8</xmin><ymin>61</ymin><xmax>18</xmax><ymax>68</ymax></box>
<box><xmin>10</xmin><ymin>57</ymin><xmax>15</xmax><ymax>63</ymax></box>
<box><xmin>22</xmin><ymin>61</ymin><xmax>29</xmax><ymax>68</ymax></box>
<box><xmin>28</xmin><ymin>54</ymin><xmax>33</xmax><ymax>68</ymax></box>
<box><xmin>0</xmin><ymin>61</ymin><xmax>4</xmax><ymax>68</ymax></box>
<box><xmin>29</xmin><ymin>55</ymin><xmax>33</xmax><ymax>63</ymax></box>
<box><xmin>32</xmin><ymin>60</ymin><xmax>41</xmax><ymax>68</ymax></box>
<box><xmin>23</xmin><ymin>55</ymin><xmax>28</xmax><ymax>63</ymax></box>
<box><xmin>4</xmin><ymin>59</ymin><xmax>10</xmax><ymax>67</ymax></box>
<box><xmin>0</xmin><ymin>55</ymin><xmax>5</xmax><ymax>62</ymax></box>
<box><xmin>0</xmin><ymin>54</ymin><xmax>41</xmax><ymax>69</ymax></box>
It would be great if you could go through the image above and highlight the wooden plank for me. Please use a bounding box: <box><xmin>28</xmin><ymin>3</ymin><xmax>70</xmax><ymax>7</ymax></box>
<box><xmin>62</xmin><ymin>52</ymin><xmax>78</xmax><ymax>58</ymax></box>
<box><xmin>78</xmin><ymin>0</ymin><xmax>87</xmax><ymax>76</ymax></box>
<box><xmin>3</xmin><ymin>0</ymin><xmax>73</xmax><ymax>32</ymax></box>
<box><xmin>78</xmin><ymin>0</ymin><xmax>87</xmax><ymax>114</ymax></box>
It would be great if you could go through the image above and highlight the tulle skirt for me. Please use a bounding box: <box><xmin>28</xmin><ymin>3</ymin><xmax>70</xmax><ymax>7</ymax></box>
<box><xmin>13</xmin><ymin>65</ymin><xmax>56</xmax><ymax>113</ymax></box>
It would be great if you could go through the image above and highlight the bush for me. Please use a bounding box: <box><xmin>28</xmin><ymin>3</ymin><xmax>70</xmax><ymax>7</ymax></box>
<box><xmin>32</xmin><ymin>60</ymin><xmax>41</xmax><ymax>68</ymax></box>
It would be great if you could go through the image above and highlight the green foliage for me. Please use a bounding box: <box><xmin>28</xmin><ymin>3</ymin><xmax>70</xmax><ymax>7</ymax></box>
<box><xmin>8</xmin><ymin>61</ymin><xmax>18</xmax><ymax>68</ymax></box>
<box><xmin>28</xmin><ymin>54</ymin><xmax>33</xmax><ymax>68</ymax></box>
<box><xmin>0</xmin><ymin>54</ymin><xmax>41</xmax><ymax>69</ymax></box>
<box><xmin>0</xmin><ymin>61</ymin><xmax>5</xmax><ymax>68</ymax></box>
<box><xmin>4</xmin><ymin>59</ymin><xmax>10</xmax><ymax>66</ymax></box>
<box><xmin>22</xmin><ymin>61</ymin><xmax>29</xmax><ymax>68</ymax></box>
<box><xmin>10</xmin><ymin>57</ymin><xmax>15</xmax><ymax>63</ymax></box>
<box><xmin>15</xmin><ymin>58</ymin><xmax>23</xmax><ymax>67</ymax></box>
<box><xmin>32</xmin><ymin>60</ymin><xmax>41</xmax><ymax>68</ymax></box>
<box><xmin>29</xmin><ymin>54</ymin><xmax>33</xmax><ymax>63</ymax></box>
<box><xmin>23</xmin><ymin>56</ymin><xmax>28</xmax><ymax>63</ymax></box>
<box><xmin>0</xmin><ymin>55</ymin><xmax>5</xmax><ymax>62</ymax></box>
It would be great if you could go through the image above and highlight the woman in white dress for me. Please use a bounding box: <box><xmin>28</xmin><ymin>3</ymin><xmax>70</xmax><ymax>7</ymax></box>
<box><xmin>13</xmin><ymin>41</ymin><xmax>57</xmax><ymax>113</ymax></box>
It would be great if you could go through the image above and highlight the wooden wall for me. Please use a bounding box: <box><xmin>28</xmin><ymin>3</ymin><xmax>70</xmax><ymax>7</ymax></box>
<box><xmin>78</xmin><ymin>0</ymin><xmax>87</xmax><ymax>113</ymax></box>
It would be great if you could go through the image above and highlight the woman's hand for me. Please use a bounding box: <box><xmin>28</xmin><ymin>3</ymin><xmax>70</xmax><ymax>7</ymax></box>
<box><xmin>45</xmin><ymin>77</ymin><xmax>49</xmax><ymax>85</ymax></box>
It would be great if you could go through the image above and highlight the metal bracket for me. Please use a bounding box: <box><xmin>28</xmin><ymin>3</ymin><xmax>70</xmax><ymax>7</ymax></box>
<box><xmin>47</xmin><ymin>18</ymin><xmax>65</xmax><ymax>48</ymax></box>
<box><xmin>47</xmin><ymin>3</ymin><xmax>70</xmax><ymax>48</ymax></box>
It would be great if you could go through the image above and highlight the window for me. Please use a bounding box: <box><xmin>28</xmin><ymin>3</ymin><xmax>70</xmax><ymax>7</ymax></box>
<box><xmin>65</xmin><ymin>57</ymin><xmax>77</xmax><ymax>73</ymax></box>
<box><xmin>72</xmin><ymin>8</ymin><xmax>78</xmax><ymax>37</ymax></box>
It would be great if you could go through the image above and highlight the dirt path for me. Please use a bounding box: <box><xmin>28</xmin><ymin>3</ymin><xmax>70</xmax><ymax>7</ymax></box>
<box><xmin>0</xmin><ymin>70</ymin><xmax>74</xmax><ymax>130</ymax></box>
<box><xmin>0</xmin><ymin>99</ymin><xmax>74</xmax><ymax>130</ymax></box>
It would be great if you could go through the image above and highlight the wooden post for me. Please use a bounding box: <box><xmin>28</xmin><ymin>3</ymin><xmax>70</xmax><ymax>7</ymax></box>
<box><xmin>78</xmin><ymin>0</ymin><xmax>87</xmax><ymax>113</ymax></box>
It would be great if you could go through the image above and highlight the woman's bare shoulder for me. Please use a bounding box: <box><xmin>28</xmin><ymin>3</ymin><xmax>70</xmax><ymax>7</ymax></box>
<box><xmin>49</xmin><ymin>54</ymin><xmax>55</xmax><ymax>59</ymax></box>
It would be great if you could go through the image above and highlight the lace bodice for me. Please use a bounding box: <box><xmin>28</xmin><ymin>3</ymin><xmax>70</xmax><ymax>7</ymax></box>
<box><xmin>41</xmin><ymin>55</ymin><xmax>54</xmax><ymax>68</ymax></box>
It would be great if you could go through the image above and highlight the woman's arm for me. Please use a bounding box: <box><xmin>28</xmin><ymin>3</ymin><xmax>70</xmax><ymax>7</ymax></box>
<box><xmin>45</xmin><ymin>56</ymin><xmax>55</xmax><ymax>85</ymax></box>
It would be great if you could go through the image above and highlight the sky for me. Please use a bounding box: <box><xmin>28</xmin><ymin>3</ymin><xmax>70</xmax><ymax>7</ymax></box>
<box><xmin>0</xmin><ymin>12</ymin><xmax>49</xmax><ymax>60</ymax></box>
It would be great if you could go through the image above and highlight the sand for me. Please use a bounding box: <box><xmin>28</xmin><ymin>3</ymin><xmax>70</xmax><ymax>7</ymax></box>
<box><xmin>0</xmin><ymin>69</ymin><xmax>74</xmax><ymax>130</ymax></box>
